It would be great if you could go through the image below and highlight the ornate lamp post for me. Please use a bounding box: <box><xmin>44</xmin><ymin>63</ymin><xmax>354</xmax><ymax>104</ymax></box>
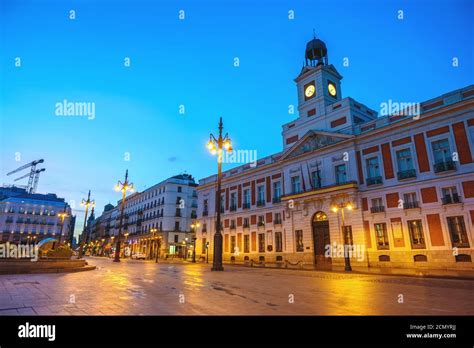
<box><xmin>78</xmin><ymin>191</ymin><xmax>95</xmax><ymax>259</ymax></box>
<box><xmin>206</xmin><ymin>117</ymin><xmax>232</xmax><ymax>272</ymax></box>
<box><xmin>56</xmin><ymin>206</ymin><xmax>68</xmax><ymax>249</ymax></box>
<box><xmin>150</xmin><ymin>227</ymin><xmax>160</xmax><ymax>262</ymax></box>
<box><xmin>190</xmin><ymin>221</ymin><xmax>200</xmax><ymax>263</ymax></box>
<box><xmin>113</xmin><ymin>169</ymin><xmax>134</xmax><ymax>262</ymax></box>
<box><xmin>331</xmin><ymin>202</ymin><xmax>353</xmax><ymax>271</ymax></box>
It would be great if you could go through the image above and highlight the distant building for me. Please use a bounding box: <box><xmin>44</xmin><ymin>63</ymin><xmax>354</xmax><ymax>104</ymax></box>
<box><xmin>0</xmin><ymin>186</ymin><xmax>73</xmax><ymax>244</ymax></box>
<box><xmin>89</xmin><ymin>174</ymin><xmax>199</xmax><ymax>259</ymax></box>
<box><xmin>196</xmin><ymin>37</ymin><xmax>474</xmax><ymax>270</ymax></box>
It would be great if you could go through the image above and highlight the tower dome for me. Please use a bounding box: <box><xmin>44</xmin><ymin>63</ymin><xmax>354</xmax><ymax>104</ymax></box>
<box><xmin>305</xmin><ymin>35</ymin><xmax>328</xmax><ymax>67</ymax></box>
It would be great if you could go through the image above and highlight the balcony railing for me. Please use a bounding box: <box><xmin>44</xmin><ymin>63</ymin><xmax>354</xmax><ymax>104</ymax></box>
<box><xmin>397</xmin><ymin>169</ymin><xmax>416</xmax><ymax>180</ymax></box>
<box><xmin>274</xmin><ymin>219</ymin><xmax>282</xmax><ymax>225</ymax></box>
<box><xmin>272</xmin><ymin>197</ymin><xmax>281</xmax><ymax>203</ymax></box>
<box><xmin>257</xmin><ymin>221</ymin><xmax>265</xmax><ymax>227</ymax></box>
<box><xmin>230</xmin><ymin>205</ymin><xmax>237</xmax><ymax>212</ymax></box>
<box><xmin>256</xmin><ymin>200</ymin><xmax>265</xmax><ymax>207</ymax></box>
<box><xmin>243</xmin><ymin>222</ymin><xmax>250</xmax><ymax>228</ymax></box>
<box><xmin>403</xmin><ymin>201</ymin><xmax>419</xmax><ymax>209</ymax></box>
<box><xmin>434</xmin><ymin>160</ymin><xmax>456</xmax><ymax>173</ymax></box>
<box><xmin>190</xmin><ymin>212</ymin><xmax>197</xmax><ymax>219</ymax></box>
<box><xmin>230</xmin><ymin>223</ymin><xmax>236</xmax><ymax>230</ymax></box>
<box><xmin>442</xmin><ymin>194</ymin><xmax>461</xmax><ymax>205</ymax></box>
<box><xmin>242</xmin><ymin>203</ymin><xmax>250</xmax><ymax>209</ymax></box>
<box><xmin>370</xmin><ymin>206</ymin><xmax>385</xmax><ymax>213</ymax></box>
<box><xmin>366</xmin><ymin>176</ymin><xmax>383</xmax><ymax>186</ymax></box>
<box><xmin>202</xmin><ymin>210</ymin><xmax>208</xmax><ymax>217</ymax></box>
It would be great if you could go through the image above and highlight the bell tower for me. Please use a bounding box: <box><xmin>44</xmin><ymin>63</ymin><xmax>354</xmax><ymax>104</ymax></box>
<box><xmin>295</xmin><ymin>34</ymin><xmax>343</xmax><ymax>119</ymax></box>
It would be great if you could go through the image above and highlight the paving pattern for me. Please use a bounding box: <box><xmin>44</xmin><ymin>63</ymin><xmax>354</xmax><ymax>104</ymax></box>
<box><xmin>0</xmin><ymin>257</ymin><xmax>472</xmax><ymax>315</ymax></box>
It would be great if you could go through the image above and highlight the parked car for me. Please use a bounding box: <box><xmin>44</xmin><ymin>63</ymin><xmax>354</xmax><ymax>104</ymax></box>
<box><xmin>131</xmin><ymin>252</ymin><xmax>146</xmax><ymax>260</ymax></box>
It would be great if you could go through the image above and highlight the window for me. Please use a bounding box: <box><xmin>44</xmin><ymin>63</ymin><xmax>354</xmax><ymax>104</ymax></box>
<box><xmin>230</xmin><ymin>236</ymin><xmax>236</xmax><ymax>254</ymax></box>
<box><xmin>244</xmin><ymin>235</ymin><xmax>250</xmax><ymax>253</ymax></box>
<box><xmin>174</xmin><ymin>221</ymin><xmax>180</xmax><ymax>231</ymax></box>
<box><xmin>257</xmin><ymin>185</ymin><xmax>265</xmax><ymax>205</ymax></box>
<box><xmin>431</xmin><ymin>139</ymin><xmax>451</xmax><ymax>163</ymax></box>
<box><xmin>407</xmin><ymin>220</ymin><xmax>426</xmax><ymax>249</ymax></box>
<box><xmin>311</xmin><ymin>169</ymin><xmax>322</xmax><ymax>189</ymax></box>
<box><xmin>371</xmin><ymin>198</ymin><xmax>384</xmax><ymax>213</ymax></box>
<box><xmin>447</xmin><ymin>216</ymin><xmax>470</xmax><ymax>248</ymax></box>
<box><xmin>258</xmin><ymin>233</ymin><xmax>265</xmax><ymax>252</ymax></box>
<box><xmin>275</xmin><ymin>232</ymin><xmax>283</xmax><ymax>252</ymax></box>
<box><xmin>177</xmin><ymin>186</ymin><xmax>182</xmax><ymax>193</ymax></box>
<box><xmin>366</xmin><ymin>157</ymin><xmax>380</xmax><ymax>178</ymax></box>
<box><xmin>274</xmin><ymin>212</ymin><xmax>282</xmax><ymax>224</ymax></box>
<box><xmin>403</xmin><ymin>192</ymin><xmax>418</xmax><ymax>209</ymax></box>
<box><xmin>257</xmin><ymin>215</ymin><xmax>265</xmax><ymax>226</ymax></box>
<box><xmin>335</xmin><ymin>164</ymin><xmax>347</xmax><ymax>184</ymax></box>
<box><xmin>220</xmin><ymin>195</ymin><xmax>224</xmax><ymax>212</ymax></box>
<box><xmin>203</xmin><ymin>199</ymin><xmax>208</xmax><ymax>215</ymax></box>
<box><xmin>174</xmin><ymin>234</ymin><xmax>179</xmax><ymax>243</ymax></box>
<box><xmin>396</xmin><ymin>148</ymin><xmax>414</xmax><ymax>171</ymax></box>
<box><xmin>374</xmin><ymin>223</ymin><xmax>389</xmax><ymax>250</ymax></box>
<box><xmin>243</xmin><ymin>217</ymin><xmax>249</xmax><ymax>228</ymax></box>
<box><xmin>291</xmin><ymin>176</ymin><xmax>301</xmax><ymax>194</ymax></box>
<box><xmin>202</xmin><ymin>223</ymin><xmax>207</xmax><ymax>232</ymax></box>
<box><xmin>243</xmin><ymin>189</ymin><xmax>250</xmax><ymax>208</ymax></box>
<box><xmin>442</xmin><ymin>187</ymin><xmax>460</xmax><ymax>204</ymax></box>
<box><xmin>273</xmin><ymin>181</ymin><xmax>281</xmax><ymax>202</ymax></box>
<box><xmin>201</xmin><ymin>238</ymin><xmax>207</xmax><ymax>254</ymax></box>
<box><xmin>230</xmin><ymin>192</ymin><xmax>237</xmax><ymax>210</ymax></box>
<box><xmin>295</xmin><ymin>230</ymin><xmax>304</xmax><ymax>252</ymax></box>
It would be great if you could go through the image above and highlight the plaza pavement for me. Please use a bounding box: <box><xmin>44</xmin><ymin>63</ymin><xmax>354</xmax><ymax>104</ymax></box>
<box><xmin>0</xmin><ymin>257</ymin><xmax>472</xmax><ymax>315</ymax></box>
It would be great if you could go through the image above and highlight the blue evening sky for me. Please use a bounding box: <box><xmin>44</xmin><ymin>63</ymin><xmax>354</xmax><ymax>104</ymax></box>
<box><xmin>1</xmin><ymin>0</ymin><xmax>472</xmax><ymax>237</ymax></box>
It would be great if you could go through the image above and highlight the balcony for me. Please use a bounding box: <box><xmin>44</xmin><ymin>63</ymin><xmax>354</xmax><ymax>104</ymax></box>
<box><xmin>274</xmin><ymin>219</ymin><xmax>282</xmax><ymax>225</ymax></box>
<box><xmin>243</xmin><ymin>222</ymin><xmax>250</xmax><ymax>228</ymax></box>
<box><xmin>366</xmin><ymin>176</ymin><xmax>383</xmax><ymax>186</ymax></box>
<box><xmin>256</xmin><ymin>200</ymin><xmax>265</xmax><ymax>207</ymax></box>
<box><xmin>434</xmin><ymin>160</ymin><xmax>456</xmax><ymax>173</ymax></box>
<box><xmin>257</xmin><ymin>221</ymin><xmax>265</xmax><ymax>227</ymax></box>
<box><xmin>403</xmin><ymin>201</ymin><xmax>419</xmax><ymax>209</ymax></box>
<box><xmin>230</xmin><ymin>223</ymin><xmax>236</xmax><ymax>230</ymax></box>
<box><xmin>397</xmin><ymin>169</ymin><xmax>417</xmax><ymax>180</ymax></box>
<box><xmin>202</xmin><ymin>210</ymin><xmax>208</xmax><ymax>217</ymax></box>
<box><xmin>242</xmin><ymin>203</ymin><xmax>250</xmax><ymax>209</ymax></box>
<box><xmin>370</xmin><ymin>206</ymin><xmax>385</xmax><ymax>213</ymax></box>
<box><xmin>220</xmin><ymin>207</ymin><xmax>224</xmax><ymax>213</ymax></box>
<box><xmin>442</xmin><ymin>194</ymin><xmax>461</xmax><ymax>205</ymax></box>
<box><xmin>272</xmin><ymin>196</ymin><xmax>281</xmax><ymax>204</ymax></box>
<box><xmin>230</xmin><ymin>205</ymin><xmax>237</xmax><ymax>212</ymax></box>
<box><xmin>190</xmin><ymin>212</ymin><xmax>197</xmax><ymax>219</ymax></box>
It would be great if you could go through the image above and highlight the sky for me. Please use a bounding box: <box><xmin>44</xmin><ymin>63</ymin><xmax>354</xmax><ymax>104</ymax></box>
<box><xmin>1</xmin><ymin>0</ymin><xmax>473</xmax><ymax>238</ymax></box>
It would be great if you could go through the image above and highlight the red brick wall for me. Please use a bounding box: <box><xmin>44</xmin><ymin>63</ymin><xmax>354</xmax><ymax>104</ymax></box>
<box><xmin>225</xmin><ymin>188</ymin><xmax>229</xmax><ymax>210</ymax></box>
<box><xmin>381</xmin><ymin>143</ymin><xmax>394</xmax><ymax>179</ymax></box>
<box><xmin>452</xmin><ymin>121</ymin><xmax>473</xmax><ymax>164</ymax></box>
<box><xmin>421</xmin><ymin>187</ymin><xmax>438</xmax><ymax>203</ymax></box>
<box><xmin>386</xmin><ymin>193</ymin><xmax>399</xmax><ymax>208</ymax></box>
<box><xmin>356</xmin><ymin>151</ymin><xmax>364</xmax><ymax>185</ymax></box>
<box><xmin>250</xmin><ymin>215</ymin><xmax>256</xmax><ymax>225</ymax></box>
<box><xmin>224</xmin><ymin>219</ymin><xmax>229</xmax><ymax>228</ymax></box>
<box><xmin>251</xmin><ymin>232</ymin><xmax>256</xmax><ymax>252</ymax></box>
<box><xmin>265</xmin><ymin>212</ymin><xmax>273</xmax><ymax>223</ymax></box>
<box><xmin>463</xmin><ymin>181</ymin><xmax>474</xmax><ymax>198</ymax></box>
<box><xmin>251</xmin><ymin>181</ymin><xmax>256</xmax><ymax>205</ymax></box>
<box><xmin>362</xmin><ymin>197</ymin><xmax>368</xmax><ymax>211</ymax></box>
<box><xmin>470</xmin><ymin>210</ymin><xmax>474</xmax><ymax>225</ymax></box>
<box><xmin>426</xmin><ymin>126</ymin><xmax>449</xmax><ymax>137</ymax></box>
<box><xmin>238</xmin><ymin>185</ymin><xmax>242</xmax><ymax>208</ymax></box>
<box><xmin>286</xmin><ymin>135</ymin><xmax>299</xmax><ymax>145</ymax></box>
<box><xmin>224</xmin><ymin>234</ymin><xmax>229</xmax><ymax>252</ymax></box>
<box><xmin>392</xmin><ymin>136</ymin><xmax>411</xmax><ymax>147</ymax></box>
<box><xmin>362</xmin><ymin>145</ymin><xmax>379</xmax><ymax>155</ymax></box>
<box><xmin>414</xmin><ymin>133</ymin><xmax>430</xmax><ymax>172</ymax></box>
<box><xmin>266</xmin><ymin>177</ymin><xmax>271</xmax><ymax>203</ymax></box>
<box><xmin>426</xmin><ymin>214</ymin><xmax>445</xmax><ymax>246</ymax></box>
<box><xmin>330</xmin><ymin>117</ymin><xmax>347</xmax><ymax>128</ymax></box>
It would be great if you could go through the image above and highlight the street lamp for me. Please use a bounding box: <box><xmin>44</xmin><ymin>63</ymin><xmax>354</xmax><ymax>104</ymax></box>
<box><xmin>78</xmin><ymin>190</ymin><xmax>95</xmax><ymax>259</ymax></box>
<box><xmin>331</xmin><ymin>202</ymin><xmax>354</xmax><ymax>271</ymax></box>
<box><xmin>56</xmin><ymin>205</ymin><xmax>68</xmax><ymax>249</ymax></box>
<box><xmin>150</xmin><ymin>227</ymin><xmax>160</xmax><ymax>262</ymax></box>
<box><xmin>113</xmin><ymin>169</ymin><xmax>134</xmax><ymax>262</ymax></box>
<box><xmin>206</xmin><ymin>117</ymin><xmax>232</xmax><ymax>272</ymax></box>
<box><xmin>190</xmin><ymin>221</ymin><xmax>200</xmax><ymax>263</ymax></box>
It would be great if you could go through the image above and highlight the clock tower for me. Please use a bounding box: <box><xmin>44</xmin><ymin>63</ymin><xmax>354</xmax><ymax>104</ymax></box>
<box><xmin>295</xmin><ymin>35</ymin><xmax>343</xmax><ymax>119</ymax></box>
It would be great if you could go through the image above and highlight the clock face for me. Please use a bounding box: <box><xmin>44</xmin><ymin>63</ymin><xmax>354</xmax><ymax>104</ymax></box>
<box><xmin>328</xmin><ymin>82</ymin><xmax>337</xmax><ymax>97</ymax></box>
<box><xmin>304</xmin><ymin>84</ymin><xmax>315</xmax><ymax>98</ymax></box>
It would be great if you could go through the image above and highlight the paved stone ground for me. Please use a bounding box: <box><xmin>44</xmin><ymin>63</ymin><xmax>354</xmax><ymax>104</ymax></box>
<box><xmin>0</xmin><ymin>257</ymin><xmax>472</xmax><ymax>315</ymax></box>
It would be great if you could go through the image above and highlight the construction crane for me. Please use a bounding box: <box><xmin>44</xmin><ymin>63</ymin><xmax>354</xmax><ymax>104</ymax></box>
<box><xmin>7</xmin><ymin>159</ymin><xmax>45</xmax><ymax>194</ymax></box>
